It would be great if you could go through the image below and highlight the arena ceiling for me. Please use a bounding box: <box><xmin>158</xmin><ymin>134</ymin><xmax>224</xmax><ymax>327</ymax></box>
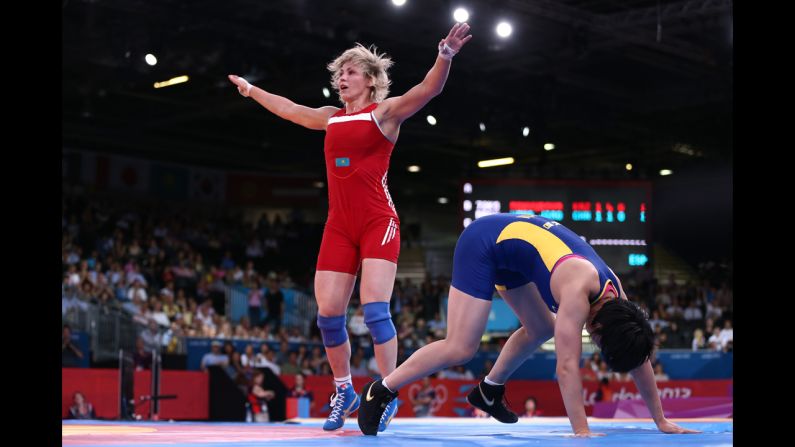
<box><xmin>63</xmin><ymin>0</ymin><xmax>732</xmax><ymax>200</ymax></box>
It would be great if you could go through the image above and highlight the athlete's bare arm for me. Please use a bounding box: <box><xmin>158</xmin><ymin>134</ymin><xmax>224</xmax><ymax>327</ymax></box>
<box><xmin>629</xmin><ymin>360</ymin><xmax>702</xmax><ymax>433</ymax></box>
<box><xmin>228</xmin><ymin>74</ymin><xmax>339</xmax><ymax>130</ymax></box>
<box><xmin>553</xmin><ymin>275</ymin><xmax>603</xmax><ymax>437</ymax></box>
<box><xmin>375</xmin><ymin>23</ymin><xmax>472</xmax><ymax>131</ymax></box>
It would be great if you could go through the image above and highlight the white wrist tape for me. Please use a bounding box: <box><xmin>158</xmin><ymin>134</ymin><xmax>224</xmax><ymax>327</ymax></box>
<box><xmin>438</xmin><ymin>42</ymin><xmax>457</xmax><ymax>61</ymax></box>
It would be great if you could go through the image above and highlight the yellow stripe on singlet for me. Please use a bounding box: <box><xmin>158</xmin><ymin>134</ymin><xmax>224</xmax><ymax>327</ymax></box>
<box><xmin>496</xmin><ymin>221</ymin><xmax>573</xmax><ymax>271</ymax></box>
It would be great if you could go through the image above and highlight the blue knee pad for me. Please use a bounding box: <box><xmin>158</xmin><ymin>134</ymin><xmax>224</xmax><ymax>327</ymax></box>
<box><xmin>317</xmin><ymin>314</ymin><xmax>348</xmax><ymax>347</ymax></box>
<box><xmin>363</xmin><ymin>302</ymin><xmax>396</xmax><ymax>345</ymax></box>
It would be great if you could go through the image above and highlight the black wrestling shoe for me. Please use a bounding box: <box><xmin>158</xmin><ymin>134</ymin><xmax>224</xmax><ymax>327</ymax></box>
<box><xmin>466</xmin><ymin>381</ymin><xmax>519</xmax><ymax>423</ymax></box>
<box><xmin>357</xmin><ymin>380</ymin><xmax>398</xmax><ymax>436</ymax></box>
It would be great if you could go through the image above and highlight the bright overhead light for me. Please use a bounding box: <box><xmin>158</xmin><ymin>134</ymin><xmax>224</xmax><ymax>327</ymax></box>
<box><xmin>660</xmin><ymin>169</ymin><xmax>673</xmax><ymax>176</ymax></box>
<box><xmin>322</xmin><ymin>87</ymin><xmax>330</xmax><ymax>98</ymax></box>
<box><xmin>438</xmin><ymin>197</ymin><xmax>449</xmax><ymax>204</ymax></box>
<box><xmin>522</xmin><ymin>127</ymin><xmax>530</xmax><ymax>137</ymax></box>
<box><xmin>544</xmin><ymin>143</ymin><xmax>555</xmax><ymax>151</ymax></box>
<box><xmin>427</xmin><ymin>115</ymin><xmax>437</xmax><ymax>126</ymax></box>
<box><xmin>479</xmin><ymin>122</ymin><xmax>486</xmax><ymax>132</ymax></box>
<box><xmin>392</xmin><ymin>0</ymin><xmax>406</xmax><ymax>7</ymax></box>
<box><xmin>408</xmin><ymin>165</ymin><xmax>421</xmax><ymax>173</ymax></box>
<box><xmin>145</xmin><ymin>53</ymin><xmax>157</xmax><ymax>66</ymax></box>
<box><xmin>153</xmin><ymin>75</ymin><xmax>189</xmax><ymax>89</ymax></box>
<box><xmin>478</xmin><ymin>157</ymin><xmax>515</xmax><ymax>168</ymax></box>
<box><xmin>626</xmin><ymin>163</ymin><xmax>633</xmax><ymax>171</ymax></box>
<box><xmin>496</xmin><ymin>22</ymin><xmax>513</xmax><ymax>38</ymax></box>
<box><xmin>453</xmin><ymin>8</ymin><xmax>469</xmax><ymax>23</ymax></box>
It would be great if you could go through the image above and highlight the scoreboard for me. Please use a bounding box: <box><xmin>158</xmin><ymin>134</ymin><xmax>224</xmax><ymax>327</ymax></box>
<box><xmin>460</xmin><ymin>179</ymin><xmax>652</xmax><ymax>273</ymax></box>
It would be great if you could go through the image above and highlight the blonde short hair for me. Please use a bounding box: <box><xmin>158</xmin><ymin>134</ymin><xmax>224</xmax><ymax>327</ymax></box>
<box><xmin>327</xmin><ymin>43</ymin><xmax>394</xmax><ymax>103</ymax></box>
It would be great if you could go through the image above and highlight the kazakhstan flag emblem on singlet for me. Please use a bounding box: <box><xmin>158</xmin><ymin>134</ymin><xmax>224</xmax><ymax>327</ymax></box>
<box><xmin>335</xmin><ymin>157</ymin><xmax>351</xmax><ymax>167</ymax></box>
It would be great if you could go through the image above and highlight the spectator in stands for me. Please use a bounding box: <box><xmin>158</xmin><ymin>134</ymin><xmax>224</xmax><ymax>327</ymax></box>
<box><xmin>683</xmin><ymin>299</ymin><xmax>703</xmax><ymax>321</ymax></box>
<box><xmin>133</xmin><ymin>337</ymin><xmax>153</xmax><ymax>371</ymax></box>
<box><xmin>139</xmin><ymin>319</ymin><xmax>162</xmax><ymax>351</ymax></box>
<box><xmin>245</xmin><ymin>237</ymin><xmax>264</xmax><ymax>259</ymax></box>
<box><xmin>691</xmin><ymin>328</ymin><xmax>706</xmax><ymax>351</ymax></box>
<box><xmin>367</xmin><ymin>353</ymin><xmax>381</xmax><ymax>377</ymax></box>
<box><xmin>220</xmin><ymin>250</ymin><xmax>235</xmax><ymax>271</ymax></box>
<box><xmin>248</xmin><ymin>278</ymin><xmax>264</xmax><ymax>328</ymax></box>
<box><xmin>255</xmin><ymin>343</ymin><xmax>281</xmax><ymax>375</ymax></box>
<box><xmin>196</xmin><ymin>299</ymin><xmax>216</xmax><ymax>331</ymax></box>
<box><xmin>665</xmin><ymin>298</ymin><xmax>684</xmax><ymax>321</ymax></box>
<box><xmin>162</xmin><ymin>321</ymin><xmax>184</xmax><ymax>354</ymax></box>
<box><xmin>300</xmin><ymin>358</ymin><xmax>315</xmax><ymax>376</ymax></box>
<box><xmin>178</xmin><ymin>298</ymin><xmax>195</xmax><ymax>329</ymax></box>
<box><xmin>707</xmin><ymin>328</ymin><xmax>722</xmax><ymax>351</ymax></box>
<box><xmin>522</xmin><ymin>397</ymin><xmax>540</xmax><ymax>417</ymax></box>
<box><xmin>719</xmin><ymin>320</ymin><xmax>733</xmax><ymax>351</ymax></box>
<box><xmin>704</xmin><ymin>318</ymin><xmax>716</xmax><ymax>337</ymax></box>
<box><xmin>296</xmin><ymin>345</ymin><xmax>309</xmax><ymax>366</ymax></box>
<box><xmin>218</xmin><ymin>320</ymin><xmax>234</xmax><ymax>338</ymax></box>
<box><xmin>222</xmin><ymin>340</ymin><xmax>235</xmax><ymax>358</ymax></box>
<box><xmin>580</xmin><ymin>358</ymin><xmax>598</xmax><ymax>382</ymax></box>
<box><xmin>318</xmin><ymin>362</ymin><xmax>332</xmax><ymax>376</ymax></box>
<box><xmin>350</xmin><ymin>348</ymin><xmax>369</xmax><ymax>377</ymax></box>
<box><xmin>655</xmin><ymin>286</ymin><xmax>672</xmax><ymax>307</ymax></box>
<box><xmin>248</xmin><ymin>370</ymin><xmax>276</xmax><ymax>422</ymax></box>
<box><xmin>288</xmin><ymin>373</ymin><xmax>314</xmax><ymax>410</ymax></box>
<box><xmin>162</xmin><ymin>289</ymin><xmax>181</xmax><ymax>322</ymax></box>
<box><xmin>127</xmin><ymin>279</ymin><xmax>148</xmax><ymax>303</ymax></box>
<box><xmin>62</xmin><ymin>284</ymin><xmax>82</xmax><ymax>317</ymax></box>
<box><xmin>427</xmin><ymin>312</ymin><xmax>446</xmax><ymax>339</ymax></box>
<box><xmin>68</xmin><ymin>392</ymin><xmax>96</xmax><ymax>420</ymax></box>
<box><xmin>653</xmin><ymin>362</ymin><xmax>670</xmax><ymax>381</ymax></box>
<box><xmin>148</xmin><ymin>300</ymin><xmax>171</xmax><ymax>328</ymax></box>
<box><xmin>230</xmin><ymin>265</ymin><xmax>245</xmax><ymax>285</ymax></box>
<box><xmin>200</xmin><ymin>340</ymin><xmax>229</xmax><ymax>371</ymax></box>
<box><xmin>225</xmin><ymin>351</ymin><xmax>248</xmax><ymax>386</ymax></box>
<box><xmin>264</xmin><ymin>273</ymin><xmax>284</xmax><ymax>334</ymax></box>
<box><xmin>589</xmin><ymin>352</ymin><xmax>601</xmax><ymax>371</ymax></box>
<box><xmin>276</xmin><ymin>340</ymin><xmax>291</xmax><ymax>365</ymax></box>
<box><xmin>282</xmin><ymin>351</ymin><xmax>302</xmax><ymax>375</ymax></box>
<box><xmin>309</xmin><ymin>346</ymin><xmax>327</xmax><ymax>371</ymax></box>
<box><xmin>704</xmin><ymin>300</ymin><xmax>723</xmax><ymax>321</ymax></box>
<box><xmin>397</xmin><ymin>321</ymin><xmax>414</xmax><ymax>349</ymax></box>
<box><xmin>715</xmin><ymin>282</ymin><xmax>732</xmax><ymax>308</ymax></box>
<box><xmin>411</xmin><ymin>377</ymin><xmax>437</xmax><ymax>417</ymax></box>
<box><xmin>77</xmin><ymin>278</ymin><xmax>94</xmax><ymax>302</ymax></box>
<box><xmin>648</xmin><ymin>310</ymin><xmax>669</xmax><ymax>332</ymax></box>
<box><xmin>663</xmin><ymin>321</ymin><xmax>686</xmax><ymax>349</ymax></box>
<box><xmin>242</xmin><ymin>344</ymin><xmax>257</xmax><ymax>368</ymax></box>
<box><xmin>244</xmin><ymin>261</ymin><xmax>258</xmax><ymax>287</ymax></box>
<box><xmin>62</xmin><ymin>324</ymin><xmax>84</xmax><ymax>367</ymax></box>
<box><xmin>348</xmin><ymin>306</ymin><xmax>370</xmax><ymax>349</ymax></box>
<box><xmin>438</xmin><ymin>365</ymin><xmax>473</xmax><ymax>380</ymax></box>
<box><xmin>96</xmin><ymin>288</ymin><xmax>119</xmax><ymax>312</ymax></box>
<box><xmin>653</xmin><ymin>325</ymin><xmax>668</xmax><ymax>349</ymax></box>
<box><xmin>596</xmin><ymin>360</ymin><xmax>614</xmax><ymax>382</ymax></box>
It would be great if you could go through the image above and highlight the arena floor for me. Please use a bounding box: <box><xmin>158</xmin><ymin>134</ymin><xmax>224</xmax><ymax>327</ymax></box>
<box><xmin>63</xmin><ymin>417</ymin><xmax>733</xmax><ymax>446</ymax></box>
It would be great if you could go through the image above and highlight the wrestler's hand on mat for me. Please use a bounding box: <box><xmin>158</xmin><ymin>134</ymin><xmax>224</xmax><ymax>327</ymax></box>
<box><xmin>440</xmin><ymin>22</ymin><xmax>473</xmax><ymax>54</ymax></box>
<box><xmin>571</xmin><ymin>430</ymin><xmax>606</xmax><ymax>437</ymax></box>
<box><xmin>656</xmin><ymin>418</ymin><xmax>701</xmax><ymax>434</ymax></box>
<box><xmin>228</xmin><ymin>74</ymin><xmax>252</xmax><ymax>97</ymax></box>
